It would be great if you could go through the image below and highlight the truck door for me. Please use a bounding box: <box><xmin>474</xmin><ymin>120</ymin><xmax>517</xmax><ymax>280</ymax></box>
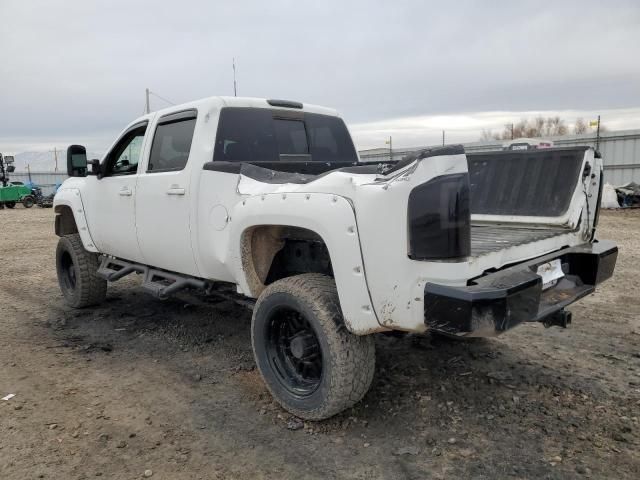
<box><xmin>135</xmin><ymin>110</ymin><xmax>199</xmax><ymax>276</ymax></box>
<box><xmin>82</xmin><ymin>121</ymin><xmax>148</xmax><ymax>262</ymax></box>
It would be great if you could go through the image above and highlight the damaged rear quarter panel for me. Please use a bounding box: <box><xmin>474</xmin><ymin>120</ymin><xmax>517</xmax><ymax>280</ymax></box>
<box><xmin>227</xmin><ymin>191</ymin><xmax>383</xmax><ymax>335</ymax></box>
<box><xmin>353</xmin><ymin>153</ymin><xmax>472</xmax><ymax>332</ymax></box>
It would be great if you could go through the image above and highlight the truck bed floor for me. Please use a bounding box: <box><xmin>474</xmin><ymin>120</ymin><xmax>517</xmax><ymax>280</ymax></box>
<box><xmin>471</xmin><ymin>225</ymin><xmax>571</xmax><ymax>257</ymax></box>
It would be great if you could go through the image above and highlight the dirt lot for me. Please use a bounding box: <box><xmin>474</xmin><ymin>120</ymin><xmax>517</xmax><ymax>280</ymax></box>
<box><xmin>0</xmin><ymin>208</ymin><xmax>639</xmax><ymax>479</ymax></box>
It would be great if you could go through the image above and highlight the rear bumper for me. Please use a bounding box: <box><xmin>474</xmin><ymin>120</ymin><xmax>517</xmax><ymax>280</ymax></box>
<box><xmin>424</xmin><ymin>240</ymin><xmax>617</xmax><ymax>337</ymax></box>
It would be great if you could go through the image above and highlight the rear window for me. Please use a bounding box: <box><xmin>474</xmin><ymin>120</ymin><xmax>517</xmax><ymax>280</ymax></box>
<box><xmin>213</xmin><ymin>108</ymin><xmax>357</xmax><ymax>163</ymax></box>
<box><xmin>274</xmin><ymin>119</ymin><xmax>308</xmax><ymax>155</ymax></box>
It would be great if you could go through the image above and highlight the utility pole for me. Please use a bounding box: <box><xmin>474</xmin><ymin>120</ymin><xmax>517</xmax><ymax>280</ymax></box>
<box><xmin>49</xmin><ymin>147</ymin><xmax>59</xmax><ymax>172</ymax></box>
<box><xmin>442</xmin><ymin>130</ymin><xmax>445</xmax><ymax>146</ymax></box>
<box><xmin>510</xmin><ymin>123</ymin><xmax>514</xmax><ymax>140</ymax></box>
<box><xmin>595</xmin><ymin>115</ymin><xmax>601</xmax><ymax>152</ymax></box>
<box><xmin>145</xmin><ymin>88</ymin><xmax>151</xmax><ymax>114</ymax></box>
<box><xmin>385</xmin><ymin>136</ymin><xmax>393</xmax><ymax>161</ymax></box>
<box><xmin>232</xmin><ymin>58</ymin><xmax>237</xmax><ymax>97</ymax></box>
<box><xmin>27</xmin><ymin>164</ymin><xmax>32</xmax><ymax>184</ymax></box>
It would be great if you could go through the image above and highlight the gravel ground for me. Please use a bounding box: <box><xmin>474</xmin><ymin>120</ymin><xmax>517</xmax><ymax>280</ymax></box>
<box><xmin>0</xmin><ymin>207</ymin><xmax>639</xmax><ymax>479</ymax></box>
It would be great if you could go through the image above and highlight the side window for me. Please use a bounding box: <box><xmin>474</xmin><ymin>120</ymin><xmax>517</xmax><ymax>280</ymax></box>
<box><xmin>147</xmin><ymin>111</ymin><xmax>197</xmax><ymax>172</ymax></box>
<box><xmin>104</xmin><ymin>124</ymin><xmax>147</xmax><ymax>176</ymax></box>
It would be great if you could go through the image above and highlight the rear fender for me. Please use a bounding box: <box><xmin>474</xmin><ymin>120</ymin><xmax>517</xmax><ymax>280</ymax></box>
<box><xmin>228</xmin><ymin>192</ymin><xmax>383</xmax><ymax>335</ymax></box>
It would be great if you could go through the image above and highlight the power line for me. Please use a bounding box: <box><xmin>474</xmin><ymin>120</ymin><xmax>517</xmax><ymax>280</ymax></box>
<box><xmin>143</xmin><ymin>88</ymin><xmax>176</xmax><ymax>114</ymax></box>
<box><xmin>149</xmin><ymin>90</ymin><xmax>176</xmax><ymax>106</ymax></box>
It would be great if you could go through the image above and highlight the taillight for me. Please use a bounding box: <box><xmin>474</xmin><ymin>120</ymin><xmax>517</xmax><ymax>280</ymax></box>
<box><xmin>407</xmin><ymin>173</ymin><xmax>471</xmax><ymax>260</ymax></box>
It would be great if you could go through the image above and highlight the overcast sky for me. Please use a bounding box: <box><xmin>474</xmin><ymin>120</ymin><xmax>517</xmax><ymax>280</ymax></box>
<box><xmin>1</xmin><ymin>0</ymin><xmax>639</xmax><ymax>153</ymax></box>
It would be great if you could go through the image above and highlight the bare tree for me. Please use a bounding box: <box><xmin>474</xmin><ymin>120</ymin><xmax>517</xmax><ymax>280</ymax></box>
<box><xmin>480</xmin><ymin>129</ymin><xmax>499</xmax><ymax>141</ymax></box>
<box><xmin>479</xmin><ymin>116</ymin><xmax>608</xmax><ymax>141</ymax></box>
<box><xmin>574</xmin><ymin>118</ymin><xmax>588</xmax><ymax>134</ymax></box>
<box><xmin>546</xmin><ymin>116</ymin><xmax>568</xmax><ymax>136</ymax></box>
<box><xmin>480</xmin><ymin>116</ymin><xmax>570</xmax><ymax>141</ymax></box>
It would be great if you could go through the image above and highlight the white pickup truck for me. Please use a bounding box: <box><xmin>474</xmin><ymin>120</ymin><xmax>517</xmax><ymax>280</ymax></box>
<box><xmin>54</xmin><ymin>96</ymin><xmax>617</xmax><ymax>420</ymax></box>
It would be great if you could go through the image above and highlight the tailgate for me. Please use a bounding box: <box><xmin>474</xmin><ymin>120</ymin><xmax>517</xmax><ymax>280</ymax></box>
<box><xmin>467</xmin><ymin>146</ymin><xmax>601</xmax><ymax>231</ymax></box>
<box><xmin>465</xmin><ymin>146</ymin><xmax>603</xmax><ymax>268</ymax></box>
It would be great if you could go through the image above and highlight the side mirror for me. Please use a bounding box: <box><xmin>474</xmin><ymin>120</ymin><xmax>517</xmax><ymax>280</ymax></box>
<box><xmin>67</xmin><ymin>145</ymin><xmax>88</xmax><ymax>177</ymax></box>
<box><xmin>88</xmin><ymin>159</ymin><xmax>103</xmax><ymax>179</ymax></box>
<box><xmin>6</xmin><ymin>165</ymin><xmax>15</xmax><ymax>173</ymax></box>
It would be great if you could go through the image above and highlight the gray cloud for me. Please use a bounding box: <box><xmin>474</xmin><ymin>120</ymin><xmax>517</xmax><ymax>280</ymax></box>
<box><xmin>1</xmin><ymin>0</ymin><xmax>639</xmax><ymax>152</ymax></box>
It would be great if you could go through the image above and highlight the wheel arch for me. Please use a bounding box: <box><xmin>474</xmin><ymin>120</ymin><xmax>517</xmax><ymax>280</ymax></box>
<box><xmin>239</xmin><ymin>225</ymin><xmax>333</xmax><ymax>296</ymax></box>
<box><xmin>54</xmin><ymin>204</ymin><xmax>78</xmax><ymax>235</ymax></box>
<box><xmin>53</xmin><ymin>189</ymin><xmax>99</xmax><ymax>253</ymax></box>
<box><xmin>228</xmin><ymin>192</ymin><xmax>384</xmax><ymax>334</ymax></box>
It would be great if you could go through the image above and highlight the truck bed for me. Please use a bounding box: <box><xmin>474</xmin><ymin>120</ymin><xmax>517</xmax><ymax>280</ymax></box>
<box><xmin>471</xmin><ymin>225</ymin><xmax>571</xmax><ymax>257</ymax></box>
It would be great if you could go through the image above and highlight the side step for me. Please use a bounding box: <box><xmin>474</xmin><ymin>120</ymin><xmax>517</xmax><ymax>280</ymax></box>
<box><xmin>97</xmin><ymin>256</ymin><xmax>207</xmax><ymax>300</ymax></box>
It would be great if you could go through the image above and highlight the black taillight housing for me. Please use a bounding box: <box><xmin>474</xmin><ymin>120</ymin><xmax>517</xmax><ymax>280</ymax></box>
<box><xmin>407</xmin><ymin>173</ymin><xmax>471</xmax><ymax>260</ymax></box>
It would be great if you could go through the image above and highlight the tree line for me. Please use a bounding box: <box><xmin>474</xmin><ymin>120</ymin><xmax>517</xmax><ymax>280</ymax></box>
<box><xmin>480</xmin><ymin>117</ymin><xmax>606</xmax><ymax>141</ymax></box>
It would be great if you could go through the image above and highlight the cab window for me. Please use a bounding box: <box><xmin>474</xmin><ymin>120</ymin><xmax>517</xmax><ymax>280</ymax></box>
<box><xmin>103</xmin><ymin>123</ymin><xmax>148</xmax><ymax>176</ymax></box>
<box><xmin>147</xmin><ymin>110</ymin><xmax>197</xmax><ymax>172</ymax></box>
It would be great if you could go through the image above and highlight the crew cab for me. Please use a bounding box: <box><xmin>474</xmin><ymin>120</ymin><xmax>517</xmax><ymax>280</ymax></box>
<box><xmin>53</xmin><ymin>96</ymin><xmax>617</xmax><ymax>420</ymax></box>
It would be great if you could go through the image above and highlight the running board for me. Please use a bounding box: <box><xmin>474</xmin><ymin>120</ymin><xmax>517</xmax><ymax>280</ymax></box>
<box><xmin>97</xmin><ymin>256</ymin><xmax>207</xmax><ymax>300</ymax></box>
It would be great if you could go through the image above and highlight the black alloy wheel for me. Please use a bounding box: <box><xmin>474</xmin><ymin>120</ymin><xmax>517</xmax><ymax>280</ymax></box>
<box><xmin>59</xmin><ymin>250</ymin><xmax>77</xmax><ymax>291</ymax></box>
<box><xmin>266</xmin><ymin>307</ymin><xmax>323</xmax><ymax>397</ymax></box>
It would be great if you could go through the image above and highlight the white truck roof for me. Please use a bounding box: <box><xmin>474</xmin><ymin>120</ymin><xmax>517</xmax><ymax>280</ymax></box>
<box><xmin>131</xmin><ymin>96</ymin><xmax>340</xmax><ymax>126</ymax></box>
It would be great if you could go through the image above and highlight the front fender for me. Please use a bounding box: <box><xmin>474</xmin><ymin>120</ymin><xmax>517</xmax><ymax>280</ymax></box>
<box><xmin>227</xmin><ymin>192</ymin><xmax>384</xmax><ymax>335</ymax></box>
<box><xmin>53</xmin><ymin>188</ymin><xmax>99</xmax><ymax>253</ymax></box>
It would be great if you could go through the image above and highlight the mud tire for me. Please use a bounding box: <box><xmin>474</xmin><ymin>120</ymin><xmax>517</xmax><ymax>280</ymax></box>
<box><xmin>56</xmin><ymin>234</ymin><xmax>107</xmax><ymax>308</ymax></box>
<box><xmin>251</xmin><ymin>274</ymin><xmax>375</xmax><ymax>420</ymax></box>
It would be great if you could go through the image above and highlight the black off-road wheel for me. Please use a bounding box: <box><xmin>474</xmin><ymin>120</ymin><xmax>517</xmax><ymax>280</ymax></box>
<box><xmin>251</xmin><ymin>274</ymin><xmax>375</xmax><ymax>420</ymax></box>
<box><xmin>22</xmin><ymin>196</ymin><xmax>35</xmax><ymax>208</ymax></box>
<box><xmin>5</xmin><ymin>201</ymin><xmax>16</xmax><ymax>209</ymax></box>
<box><xmin>56</xmin><ymin>234</ymin><xmax>107</xmax><ymax>308</ymax></box>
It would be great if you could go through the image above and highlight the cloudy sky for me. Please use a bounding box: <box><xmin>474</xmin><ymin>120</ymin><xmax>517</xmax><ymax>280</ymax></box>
<box><xmin>1</xmin><ymin>0</ymin><xmax>639</xmax><ymax>155</ymax></box>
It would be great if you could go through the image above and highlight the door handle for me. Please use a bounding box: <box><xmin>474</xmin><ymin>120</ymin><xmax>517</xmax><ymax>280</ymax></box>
<box><xmin>166</xmin><ymin>187</ymin><xmax>185</xmax><ymax>196</ymax></box>
<box><xmin>119</xmin><ymin>187</ymin><xmax>132</xmax><ymax>196</ymax></box>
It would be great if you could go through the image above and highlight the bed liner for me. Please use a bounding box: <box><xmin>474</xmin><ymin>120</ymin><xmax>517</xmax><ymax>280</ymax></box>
<box><xmin>471</xmin><ymin>224</ymin><xmax>572</xmax><ymax>257</ymax></box>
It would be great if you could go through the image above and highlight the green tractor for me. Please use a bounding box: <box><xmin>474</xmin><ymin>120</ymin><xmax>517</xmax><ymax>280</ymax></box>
<box><xmin>0</xmin><ymin>153</ymin><xmax>35</xmax><ymax>209</ymax></box>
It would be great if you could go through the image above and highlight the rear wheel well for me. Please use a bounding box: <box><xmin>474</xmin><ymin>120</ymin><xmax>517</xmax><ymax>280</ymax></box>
<box><xmin>54</xmin><ymin>205</ymin><xmax>78</xmax><ymax>236</ymax></box>
<box><xmin>241</xmin><ymin>226</ymin><xmax>333</xmax><ymax>297</ymax></box>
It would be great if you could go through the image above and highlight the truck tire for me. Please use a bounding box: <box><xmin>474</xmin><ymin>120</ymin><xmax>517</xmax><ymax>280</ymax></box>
<box><xmin>55</xmin><ymin>234</ymin><xmax>107</xmax><ymax>308</ymax></box>
<box><xmin>22</xmin><ymin>196</ymin><xmax>35</xmax><ymax>208</ymax></box>
<box><xmin>5</xmin><ymin>201</ymin><xmax>16</xmax><ymax>209</ymax></box>
<box><xmin>251</xmin><ymin>273</ymin><xmax>375</xmax><ymax>420</ymax></box>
